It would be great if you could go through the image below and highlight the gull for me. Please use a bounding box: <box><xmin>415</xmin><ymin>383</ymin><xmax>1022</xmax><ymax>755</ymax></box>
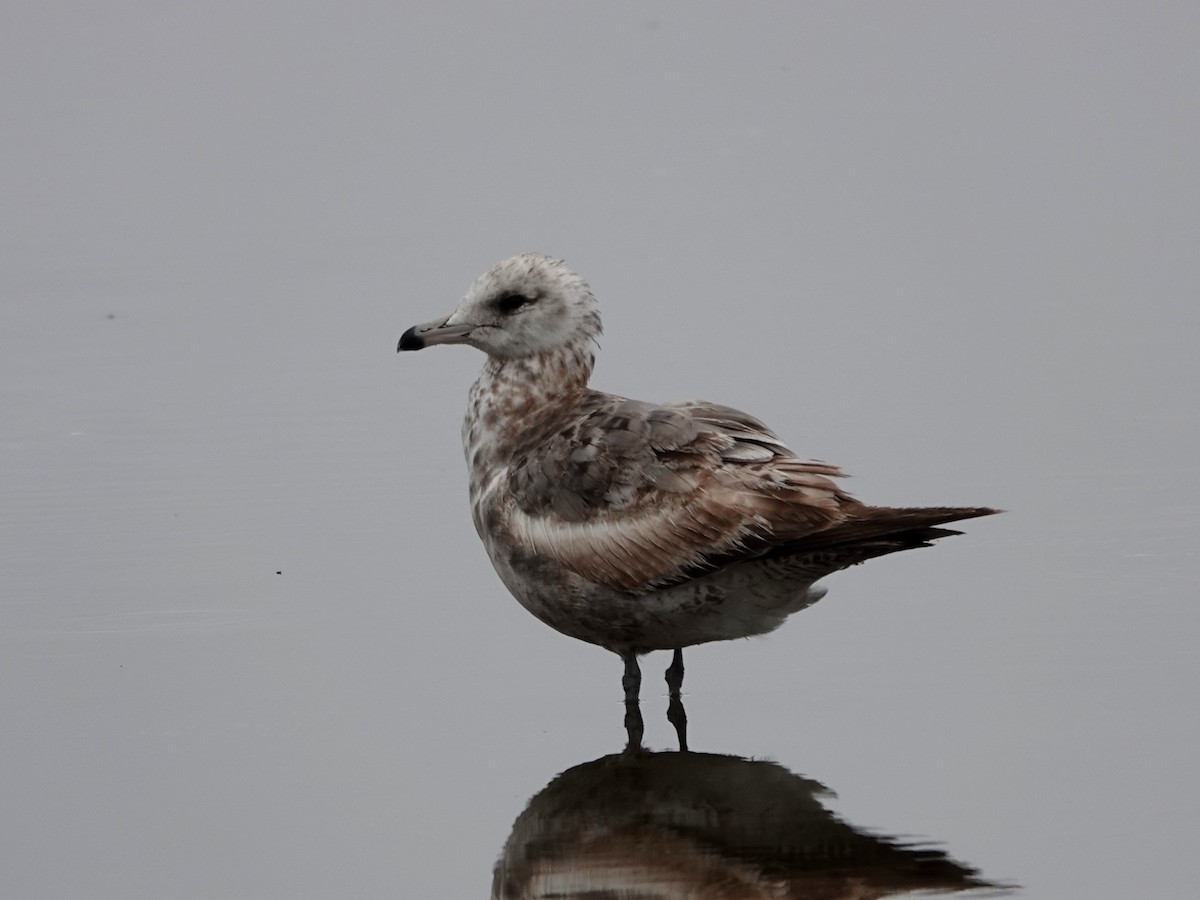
<box><xmin>398</xmin><ymin>254</ymin><xmax>997</xmax><ymax>736</ymax></box>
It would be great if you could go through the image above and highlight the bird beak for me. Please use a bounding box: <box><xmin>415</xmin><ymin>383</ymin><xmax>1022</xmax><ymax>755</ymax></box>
<box><xmin>397</xmin><ymin>316</ymin><xmax>475</xmax><ymax>351</ymax></box>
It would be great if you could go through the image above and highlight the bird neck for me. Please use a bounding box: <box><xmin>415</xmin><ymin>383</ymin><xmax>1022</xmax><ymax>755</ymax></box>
<box><xmin>463</xmin><ymin>343</ymin><xmax>595</xmax><ymax>486</ymax></box>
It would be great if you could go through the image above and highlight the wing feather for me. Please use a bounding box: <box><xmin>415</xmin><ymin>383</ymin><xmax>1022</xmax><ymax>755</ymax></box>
<box><xmin>503</xmin><ymin>394</ymin><xmax>858</xmax><ymax>591</ymax></box>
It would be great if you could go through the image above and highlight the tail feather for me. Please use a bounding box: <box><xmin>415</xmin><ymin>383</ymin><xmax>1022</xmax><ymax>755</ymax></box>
<box><xmin>669</xmin><ymin>506</ymin><xmax>1000</xmax><ymax>587</ymax></box>
<box><xmin>785</xmin><ymin>506</ymin><xmax>1000</xmax><ymax>552</ymax></box>
<box><xmin>789</xmin><ymin>526</ymin><xmax>962</xmax><ymax>573</ymax></box>
<box><xmin>763</xmin><ymin>509</ymin><xmax>999</xmax><ymax>580</ymax></box>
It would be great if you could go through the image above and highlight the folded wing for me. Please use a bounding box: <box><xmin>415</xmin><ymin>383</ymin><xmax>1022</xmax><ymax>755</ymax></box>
<box><xmin>505</xmin><ymin>396</ymin><xmax>867</xmax><ymax>591</ymax></box>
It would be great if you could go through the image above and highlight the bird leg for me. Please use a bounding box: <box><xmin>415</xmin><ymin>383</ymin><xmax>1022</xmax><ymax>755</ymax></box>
<box><xmin>665</xmin><ymin>647</ymin><xmax>685</xmax><ymax>694</ymax></box>
<box><xmin>621</xmin><ymin>651</ymin><xmax>644</xmax><ymax>752</ymax></box>
<box><xmin>622</xmin><ymin>650</ymin><xmax>642</xmax><ymax>702</ymax></box>
<box><xmin>665</xmin><ymin>648</ymin><xmax>688</xmax><ymax>752</ymax></box>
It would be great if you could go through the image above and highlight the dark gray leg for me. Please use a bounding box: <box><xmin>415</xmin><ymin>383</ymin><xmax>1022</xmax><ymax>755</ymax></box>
<box><xmin>621</xmin><ymin>651</ymin><xmax>644</xmax><ymax>752</ymax></box>
<box><xmin>665</xmin><ymin>647</ymin><xmax>685</xmax><ymax>695</ymax></box>
<box><xmin>622</xmin><ymin>651</ymin><xmax>642</xmax><ymax>703</ymax></box>
<box><xmin>665</xmin><ymin>648</ymin><xmax>688</xmax><ymax>752</ymax></box>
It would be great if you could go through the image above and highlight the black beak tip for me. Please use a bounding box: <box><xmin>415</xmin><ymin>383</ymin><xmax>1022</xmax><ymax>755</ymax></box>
<box><xmin>397</xmin><ymin>326</ymin><xmax>424</xmax><ymax>352</ymax></box>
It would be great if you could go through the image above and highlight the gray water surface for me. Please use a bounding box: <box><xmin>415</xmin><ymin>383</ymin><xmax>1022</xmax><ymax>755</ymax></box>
<box><xmin>3</xmin><ymin>4</ymin><xmax>1198</xmax><ymax>898</ymax></box>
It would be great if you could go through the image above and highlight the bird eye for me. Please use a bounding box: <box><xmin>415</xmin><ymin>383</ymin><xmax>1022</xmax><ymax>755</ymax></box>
<box><xmin>494</xmin><ymin>292</ymin><xmax>534</xmax><ymax>313</ymax></box>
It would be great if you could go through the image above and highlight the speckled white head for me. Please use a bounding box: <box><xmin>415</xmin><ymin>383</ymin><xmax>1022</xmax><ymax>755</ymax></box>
<box><xmin>398</xmin><ymin>253</ymin><xmax>602</xmax><ymax>360</ymax></box>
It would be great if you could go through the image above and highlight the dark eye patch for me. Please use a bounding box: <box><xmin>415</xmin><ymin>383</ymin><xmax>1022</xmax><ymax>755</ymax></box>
<box><xmin>494</xmin><ymin>292</ymin><xmax>535</xmax><ymax>313</ymax></box>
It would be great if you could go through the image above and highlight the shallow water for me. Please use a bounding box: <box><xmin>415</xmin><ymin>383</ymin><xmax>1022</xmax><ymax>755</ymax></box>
<box><xmin>4</xmin><ymin>4</ymin><xmax>1199</xmax><ymax>898</ymax></box>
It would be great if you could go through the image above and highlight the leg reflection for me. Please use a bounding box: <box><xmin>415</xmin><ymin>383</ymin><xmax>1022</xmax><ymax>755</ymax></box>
<box><xmin>665</xmin><ymin>648</ymin><xmax>688</xmax><ymax>752</ymax></box>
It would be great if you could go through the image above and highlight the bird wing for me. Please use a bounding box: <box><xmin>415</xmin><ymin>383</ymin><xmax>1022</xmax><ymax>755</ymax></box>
<box><xmin>503</xmin><ymin>395</ymin><xmax>860</xmax><ymax>591</ymax></box>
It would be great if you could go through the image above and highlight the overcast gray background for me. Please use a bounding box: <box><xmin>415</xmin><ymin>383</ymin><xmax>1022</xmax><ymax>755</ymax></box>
<box><xmin>3</xmin><ymin>3</ymin><xmax>1198</xmax><ymax>898</ymax></box>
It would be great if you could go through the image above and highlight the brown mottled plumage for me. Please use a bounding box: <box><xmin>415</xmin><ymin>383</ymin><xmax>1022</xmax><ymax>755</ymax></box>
<box><xmin>398</xmin><ymin>254</ymin><xmax>998</xmax><ymax>704</ymax></box>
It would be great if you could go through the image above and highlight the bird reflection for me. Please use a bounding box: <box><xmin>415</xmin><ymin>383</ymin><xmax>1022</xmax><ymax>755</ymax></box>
<box><xmin>493</xmin><ymin>699</ymin><xmax>1010</xmax><ymax>899</ymax></box>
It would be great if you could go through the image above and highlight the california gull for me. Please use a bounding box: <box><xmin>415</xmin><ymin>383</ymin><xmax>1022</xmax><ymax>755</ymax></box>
<box><xmin>397</xmin><ymin>254</ymin><xmax>997</xmax><ymax>725</ymax></box>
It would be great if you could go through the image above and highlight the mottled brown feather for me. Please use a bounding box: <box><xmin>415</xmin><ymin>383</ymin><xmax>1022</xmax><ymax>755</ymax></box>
<box><xmin>504</xmin><ymin>394</ymin><xmax>870</xmax><ymax>591</ymax></box>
